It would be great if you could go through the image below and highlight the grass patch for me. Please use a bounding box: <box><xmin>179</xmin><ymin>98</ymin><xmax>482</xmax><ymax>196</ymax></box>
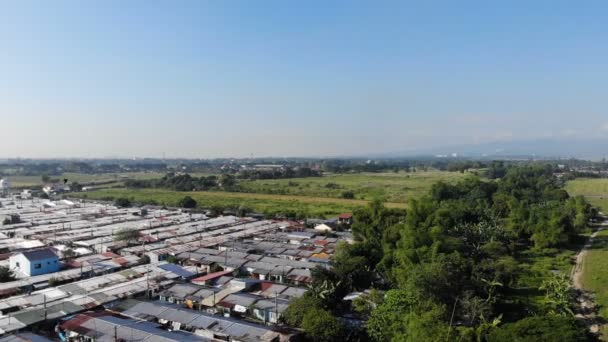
<box><xmin>237</xmin><ymin>170</ymin><xmax>469</xmax><ymax>203</ymax></box>
<box><xmin>71</xmin><ymin>188</ymin><xmax>406</xmax><ymax>217</ymax></box>
<box><xmin>6</xmin><ymin>172</ymin><xmax>197</xmax><ymax>188</ymax></box>
<box><xmin>565</xmin><ymin>178</ymin><xmax>608</xmax><ymax>212</ymax></box>
<box><xmin>581</xmin><ymin>229</ymin><xmax>608</xmax><ymax>318</ymax></box>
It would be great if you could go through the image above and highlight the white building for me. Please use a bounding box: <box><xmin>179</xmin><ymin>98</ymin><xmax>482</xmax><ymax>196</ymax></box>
<box><xmin>9</xmin><ymin>248</ymin><xmax>60</xmax><ymax>276</ymax></box>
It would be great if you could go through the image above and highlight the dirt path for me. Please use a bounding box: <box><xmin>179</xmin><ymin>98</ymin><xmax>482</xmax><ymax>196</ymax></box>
<box><xmin>571</xmin><ymin>216</ymin><xmax>608</xmax><ymax>335</ymax></box>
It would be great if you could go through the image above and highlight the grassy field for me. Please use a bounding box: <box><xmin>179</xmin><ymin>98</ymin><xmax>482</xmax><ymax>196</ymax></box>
<box><xmin>7</xmin><ymin>172</ymin><xmax>173</xmax><ymax>188</ymax></box>
<box><xmin>238</xmin><ymin>170</ymin><xmax>470</xmax><ymax>203</ymax></box>
<box><xmin>71</xmin><ymin>188</ymin><xmax>406</xmax><ymax>217</ymax></box>
<box><xmin>566</xmin><ymin>178</ymin><xmax>608</xmax><ymax>339</ymax></box>
<box><xmin>581</xmin><ymin>229</ymin><xmax>608</xmax><ymax>318</ymax></box>
<box><xmin>565</xmin><ymin>178</ymin><xmax>608</xmax><ymax>212</ymax></box>
<box><xmin>70</xmin><ymin>171</ymin><xmax>468</xmax><ymax>217</ymax></box>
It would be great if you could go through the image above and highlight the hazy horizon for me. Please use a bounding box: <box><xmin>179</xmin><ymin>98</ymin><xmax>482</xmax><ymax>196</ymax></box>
<box><xmin>2</xmin><ymin>1</ymin><xmax>608</xmax><ymax>158</ymax></box>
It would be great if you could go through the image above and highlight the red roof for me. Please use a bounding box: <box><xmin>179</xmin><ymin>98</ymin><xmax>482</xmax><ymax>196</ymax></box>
<box><xmin>113</xmin><ymin>257</ymin><xmax>129</xmax><ymax>266</ymax></box>
<box><xmin>102</xmin><ymin>252</ymin><xmax>120</xmax><ymax>258</ymax></box>
<box><xmin>60</xmin><ymin>314</ymin><xmax>94</xmax><ymax>331</ymax></box>
<box><xmin>313</xmin><ymin>240</ymin><xmax>330</xmax><ymax>246</ymax></box>
<box><xmin>339</xmin><ymin>213</ymin><xmax>353</xmax><ymax>219</ymax></box>
<box><xmin>259</xmin><ymin>281</ymin><xmax>275</xmax><ymax>291</ymax></box>
<box><xmin>139</xmin><ymin>235</ymin><xmax>157</xmax><ymax>243</ymax></box>
<box><xmin>192</xmin><ymin>270</ymin><xmax>233</xmax><ymax>283</ymax></box>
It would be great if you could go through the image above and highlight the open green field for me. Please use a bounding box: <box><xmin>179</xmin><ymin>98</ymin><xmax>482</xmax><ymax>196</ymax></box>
<box><xmin>566</xmin><ymin>178</ymin><xmax>608</xmax><ymax>339</ymax></box>
<box><xmin>565</xmin><ymin>178</ymin><xmax>608</xmax><ymax>212</ymax></box>
<box><xmin>238</xmin><ymin>170</ymin><xmax>470</xmax><ymax>203</ymax></box>
<box><xmin>581</xmin><ymin>229</ymin><xmax>608</xmax><ymax>319</ymax></box>
<box><xmin>71</xmin><ymin>188</ymin><xmax>408</xmax><ymax>217</ymax></box>
<box><xmin>70</xmin><ymin>171</ymin><xmax>467</xmax><ymax>217</ymax></box>
<box><xmin>7</xmin><ymin>172</ymin><xmax>176</xmax><ymax>188</ymax></box>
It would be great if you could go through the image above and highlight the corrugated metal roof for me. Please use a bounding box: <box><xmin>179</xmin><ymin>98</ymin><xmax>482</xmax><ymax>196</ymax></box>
<box><xmin>157</xmin><ymin>264</ymin><xmax>195</xmax><ymax>278</ymax></box>
<box><xmin>19</xmin><ymin>248</ymin><xmax>58</xmax><ymax>262</ymax></box>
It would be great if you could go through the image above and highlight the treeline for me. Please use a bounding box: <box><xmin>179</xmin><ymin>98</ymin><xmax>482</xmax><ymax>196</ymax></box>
<box><xmin>238</xmin><ymin>167</ymin><xmax>321</xmax><ymax>180</ymax></box>
<box><xmin>125</xmin><ymin>168</ymin><xmax>321</xmax><ymax>192</ymax></box>
<box><xmin>125</xmin><ymin>173</ymin><xmax>236</xmax><ymax>191</ymax></box>
<box><xmin>283</xmin><ymin>164</ymin><xmax>597</xmax><ymax>341</ymax></box>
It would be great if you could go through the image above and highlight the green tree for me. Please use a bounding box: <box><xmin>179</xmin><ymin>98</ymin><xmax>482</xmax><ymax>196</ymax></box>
<box><xmin>177</xmin><ymin>196</ymin><xmax>197</xmax><ymax>209</ymax></box>
<box><xmin>63</xmin><ymin>248</ymin><xmax>77</xmax><ymax>261</ymax></box>
<box><xmin>341</xmin><ymin>190</ymin><xmax>355</xmax><ymax>199</ymax></box>
<box><xmin>167</xmin><ymin>255</ymin><xmax>178</xmax><ymax>264</ymax></box>
<box><xmin>301</xmin><ymin>308</ymin><xmax>345</xmax><ymax>342</ymax></box>
<box><xmin>487</xmin><ymin>316</ymin><xmax>588</xmax><ymax>342</ymax></box>
<box><xmin>48</xmin><ymin>277</ymin><xmax>60</xmax><ymax>287</ymax></box>
<box><xmin>281</xmin><ymin>295</ymin><xmax>323</xmax><ymax>327</ymax></box>
<box><xmin>114</xmin><ymin>228</ymin><xmax>140</xmax><ymax>244</ymax></box>
<box><xmin>0</xmin><ymin>266</ymin><xmax>15</xmax><ymax>282</ymax></box>
<box><xmin>539</xmin><ymin>272</ymin><xmax>574</xmax><ymax>316</ymax></box>
<box><xmin>352</xmin><ymin>289</ymin><xmax>384</xmax><ymax>317</ymax></box>
<box><xmin>367</xmin><ymin>289</ymin><xmax>447</xmax><ymax>342</ymax></box>
<box><xmin>114</xmin><ymin>197</ymin><xmax>132</xmax><ymax>208</ymax></box>
<box><xmin>236</xmin><ymin>204</ymin><xmax>252</xmax><ymax>217</ymax></box>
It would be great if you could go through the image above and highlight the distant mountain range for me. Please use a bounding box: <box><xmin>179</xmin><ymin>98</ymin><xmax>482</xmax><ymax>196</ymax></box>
<box><xmin>383</xmin><ymin>139</ymin><xmax>608</xmax><ymax>160</ymax></box>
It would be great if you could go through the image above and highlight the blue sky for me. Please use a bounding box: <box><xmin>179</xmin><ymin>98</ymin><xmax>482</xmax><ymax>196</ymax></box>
<box><xmin>1</xmin><ymin>1</ymin><xmax>608</xmax><ymax>158</ymax></box>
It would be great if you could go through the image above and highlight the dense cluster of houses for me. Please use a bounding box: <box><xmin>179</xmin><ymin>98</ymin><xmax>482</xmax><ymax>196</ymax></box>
<box><xmin>0</xmin><ymin>197</ymin><xmax>353</xmax><ymax>341</ymax></box>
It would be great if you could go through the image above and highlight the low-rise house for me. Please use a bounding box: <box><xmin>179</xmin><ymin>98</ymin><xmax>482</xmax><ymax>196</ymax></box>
<box><xmin>338</xmin><ymin>213</ymin><xmax>353</xmax><ymax>226</ymax></box>
<box><xmin>185</xmin><ymin>287</ymin><xmax>222</xmax><ymax>310</ymax></box>
<box><xmin>278</xmin><ymin>286</ymin><xmax>307</xmax><ymax>300</ymax></box>
<box><xmin>252</xmin><ymin>298</ymin><xmax>290</xmax><ymax>324</ymax></box>
<box><xmin>158</xmin><ymin>263</ymin><xmax>197</xmax><ymax>280</ymax></box>
<box><xmin>286</xmin><ymin>232</ymin><xmax>315</xmax><ymax>245</ymax></box>
<box><xmin>9</xmin><ymin>248</ymin><xmax>60</xmax><ymax>276</ymax></box>
<box><xmin>160</xmin><ymin>284</ymin><xmax>202</xmax><ymax>304</ymax></box>
<box><xmin>192</xmin><ymin>270</ymin><xmax>234</xmax><ymax>286</ymax></box>
<box><xmin>217</xmin><ymin>293</ymin><xmax>259</xmax><ymax>317</ymax></box>
<box><xmin>115</xmin><ymin>300</ymin><xmax>293</xmax><ymax>342</ymax></box>
<box><xmin>59</xmin><ymin>312</ymin><xmax>208</xmax><ymax>342</ymax></box>
<box><xmin>286</xmin><ymin>269</ymin><xmax>312</xmax><ymax>285</ymax></box>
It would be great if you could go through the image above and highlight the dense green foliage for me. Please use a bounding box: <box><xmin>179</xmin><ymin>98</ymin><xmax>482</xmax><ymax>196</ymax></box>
<box><xmin>177</xmin><ymin>195</ymin><xmax>197</xmax><ymax>208</ymax></box>
<box><xmin>114</xmin><ymin>197</ymin><xmax>132</xmax><ymax>208</ymax></box>
<box><xmin>125</xmin><ymin>173</ymin><xmax>224</xmax><ymax>191</ymax></box>
<box><xmin>486</xmin><ymin>316</ymin><xmax>589</xmax><ymax>341</ymax></box>
<box><xmin>284</xmin><ymin>164</ymin><xmax>597</xmax><ymax>341</ymax></box>
<box><xmin>113</xmin><ymin>228</ymin><xmax>141</xmax><ymax>244</ymax></box>
<box><xmin>0</xmin><ymin>266</ymin><xmax>15</xmax><ymax>283</ymax></box>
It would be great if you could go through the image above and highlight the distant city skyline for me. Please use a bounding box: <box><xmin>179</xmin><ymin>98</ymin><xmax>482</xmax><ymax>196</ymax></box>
<box><xmin>2</xmin><ymin>1</ymin><xmax>608</xmax><ymax>158</ymax></box>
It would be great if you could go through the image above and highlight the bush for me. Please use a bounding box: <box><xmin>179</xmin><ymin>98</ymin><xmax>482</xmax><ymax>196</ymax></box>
<box><xmin>114</xmin><ymin>197</ymin><xmax>132</xmax><ymax>208</ymax></box>
<box><xmin>301</xmin><ymin>308</ymin><xmax>345</xmax><ymax>342</ymax></box>
<box><xmin>177</xmin><ymin>196</ymin><xmax>197</xmax><ymax>209</ymax></box>
<box><xmin>487</xmin><ymin>316</ymin><xmax>589</xmax><ymax>342</ymax></box>
<box><xmin>341</xmin><ymin>190</ymin><xmax>355</xmax><ymax>199</ymax></box>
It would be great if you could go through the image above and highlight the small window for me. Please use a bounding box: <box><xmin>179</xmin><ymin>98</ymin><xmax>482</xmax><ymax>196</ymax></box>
<box><xmin>54</xmin><ymin>260</ymin><xmax>58</xmax><ymax>263</ymax></box>
<box><xmin>15</xmin><ymin>262</ymin><xmax>19</xmax><ymax>268</ymax></box>
<box><xmin>34</xmin><ymin>263</ymin><xmax>42</xmax><ymax>269</ymax></box>
<box><xmin>47</xmin><ymin>262</ymin><xmax>51</xmax><ymax>265</ymax></box>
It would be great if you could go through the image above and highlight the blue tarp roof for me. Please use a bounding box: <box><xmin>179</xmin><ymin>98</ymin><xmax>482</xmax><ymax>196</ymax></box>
<box><xmin>158</xmin><ymin>263</ymin><xmax>195</xmax><ymax>278</ymax></box>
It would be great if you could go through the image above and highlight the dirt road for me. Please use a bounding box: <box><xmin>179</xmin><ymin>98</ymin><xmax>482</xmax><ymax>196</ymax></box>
<box><xmin>571</xmin><ymin>217</ymin><xmax>608</xmax><ymax>335</ymax></box>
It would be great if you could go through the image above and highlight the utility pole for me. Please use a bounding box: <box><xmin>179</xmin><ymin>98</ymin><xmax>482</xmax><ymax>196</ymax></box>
<box><xmin>274</xmin><ymin>291</ymin><xmax>278</xmax><ymax>324</ymax></box>
<box><xmin>146</xmin><ymin>265</ymin><xmax>151</xmax><ymax>299</ymax></box>
<box><xmin>43</xmin><ymin>294</ymin><xmax>47</xmax><ymax>321</ymax></box>
<box><xmin>224</xmin><ymin>238</ymin><xmax>229</xmax><ymax>268</ymax></box>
